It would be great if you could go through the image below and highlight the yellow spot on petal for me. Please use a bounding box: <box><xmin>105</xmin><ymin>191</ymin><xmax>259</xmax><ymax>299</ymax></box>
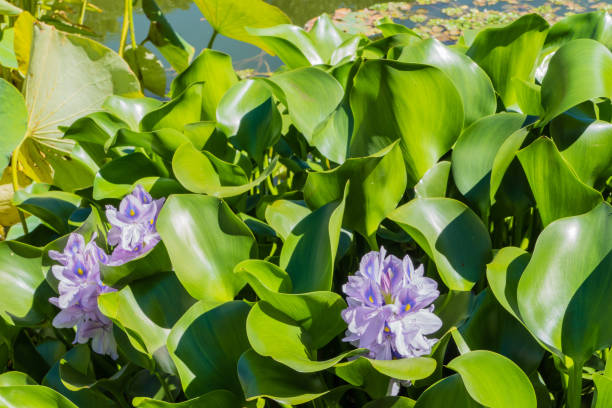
<box><xmin>130</xmin><ymin>209</ymin><xmax>135</xmax><ymax>216</ymax></box>
<box><xmin>384</xmin><ymin>326</ymin><xmax>390</xmax><ymax>333</ymax></box>
<box><xmin>150</xmin><ymin>219</ymin><xmax>154</xmax><ymax>225</ymax></box>
<box><xmin>405</xmin><ymin>304</ymin><xmax>411</xmax><ymax>312</ymax></box>
<box><xmin>77</xmin><ymin>268</ymin><xmax>83</xmax><ymax>276</ymax></box>
<box><xmin>368</xmin><ymin>295</ymin><xmax>374</xmax><ymax>303</ymax></box>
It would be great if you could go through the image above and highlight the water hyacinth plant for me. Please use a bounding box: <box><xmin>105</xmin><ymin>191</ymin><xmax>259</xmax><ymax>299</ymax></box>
<box><xmin>0</xmin><ymin>1</ymin><xmax>610</xmax><ymax>407</ymax></box>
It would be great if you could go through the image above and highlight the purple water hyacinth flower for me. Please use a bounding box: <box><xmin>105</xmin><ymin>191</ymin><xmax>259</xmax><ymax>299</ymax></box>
<box><xmin>105</xmin><ymin>185</ymin><xmax>165</xmax><ymax>265</ymax></box>
<box><xmin>48</xmin><ymin>233</ymin><xmax>118</xmax><ymax>359</ymax></box>
<box><xmin>341</xmin><ymin>247</ymin><xmax>442</xmax><ymax>362</ymax></box>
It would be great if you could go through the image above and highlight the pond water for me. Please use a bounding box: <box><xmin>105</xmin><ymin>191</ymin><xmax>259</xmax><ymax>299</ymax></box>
<box><xmin>85</xmin><ymin>0</ymin><xmax>608</xmax><ymax>76</ymax></box>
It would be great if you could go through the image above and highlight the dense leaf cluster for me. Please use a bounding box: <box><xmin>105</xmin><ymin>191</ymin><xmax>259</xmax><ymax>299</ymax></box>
<box><xmin>0</xmin><ymin>4</ymin><xmax>611</xmax><ymax>408</ymax></box>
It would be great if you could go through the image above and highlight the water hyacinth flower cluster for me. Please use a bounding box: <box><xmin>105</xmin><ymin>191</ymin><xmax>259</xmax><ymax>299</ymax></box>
<box><xmin>105</xmin><ymin>185</ymin><xmax>165</xmax><ymax>265</ymax></box>
<box><xmin>342</xmin><ymin>247</ymin><xmax>442</xmax><ymax>361</ymax></box>
<box><xmin>48</xmin><ymin>233</ymin><xmax>118</xmax><ymax>359</ymax></box>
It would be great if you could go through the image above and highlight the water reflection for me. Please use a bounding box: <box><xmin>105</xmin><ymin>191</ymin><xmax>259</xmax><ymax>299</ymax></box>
<box><xmin>266</xmin><ymin>0</ymin><xmax>383</xmax><ymax>25</ymax></box>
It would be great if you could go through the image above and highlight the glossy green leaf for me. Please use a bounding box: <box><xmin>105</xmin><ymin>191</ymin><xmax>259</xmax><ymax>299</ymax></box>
<box><xmin>141</xmin><ymin>83</ymin><xmax>204</xmax><ymax>132</ymax></box>
<box><xmin>543</xmin><ymin>11</ymin><xmax>612</xmax><ymax>54</ymax></box>
<box><xmin>486</xmin><ymin>246</ymin><xmax>530</xmax><ymax>321</ymax></box>
<box><xmin>466</xmin><ymin>14</ymin><xmax>549</xmax><ymax>108</ymax></box>
<box><xmin>167</xmin><ymin>301</ymin><xmax>250</xmax><ymax>398</ymax></box>
<box><xmin>447</xmin><ymin>350</ymin><xmax>536</xmax><ymax>408</ymax></box>
<box><xmin>216</xmin><ymin>80</ymin><xmax>281</xmax><ymax>163</ymax></box>
<box><xmin>0</xmin><ymin>385</ymin><xmax>78</xmax><ymax>408</ymax></box>
<box><xmin>364</xmin><ymin>396</ymin><xmax>416</xmax><ymax>408</ymax></box>
<box><xmin>389</xmin><ymin>198</ymin><xmax>492</xmax><ymax>291</ymax></box>
<box><xmin>100</xmin><ymin>240</ymin><xmax>172</xmax><ymax>287</ymax></box>
<box><xmin>415</xmin><ymin>161</ymin><xmax>451</xmax><ymax>199</ymax></box>
<box><xmin>93</xmin><ymin>153</ymin><xmax>163</xmax><ymax>200</ymax></box>
<box><xmin>309</xmin><ymin>14</ymin><xmax>349</xmax><ymax>63</ymax></box>
<box><xmin>452</xmin><ymin>113</ymin><xmax>526</xmax><ymax>214</ymax></box>
<box><xmin>415</xmin><ymin>374</ymin><xmax>482</xmax><ymax>408</ymax></box>
<box><xmin>0</xmin><ymin>372</ymin><xmax>36</xmax><ymax>387</ymax></box>
<box><xmin>102</xmin><ymin>96</ymin><xmax>162</xmax><ymax>131</ymax></box>
<box><xmin>98</xmin><ymin>272</ymin><xmax>196</xmax><ymax>362</ymax></box>
<box><xmin>111</xmin><ymin>128</ymin><xmax>189</xmax><ymax>161</ymax></box>
<box><xmin>489</xmin><ymin>127</ymin><xmax>530</xmax><ymax>202</ymax></box>
<box><xmin>279</xmin><ymin>185</ymin><xmax>346</xmax><ymax>292</ymax></box>
<box><xmin>123</xmin><ymin>44</ymin><xmax>167</xmax><ymax>97</ymax></box>
<box><xmin>170</xmin><ymin>49</ymin><xmax>237</xmax><ymax>121</ymax></box>
<box><xmin>517</xmin><ymin>137</ymin><xmax>602</xmax><ymax>226</ymax></box>
<box><xmin>398</xmin><ymin>38</ymin><xmax>496</xmax><ymax>126</ymax></box>
<box><xmin>193</xmin><ymin>0</ymin><xmax>290</xmax><ymax>55</ymax></box>
<box><xmin>133</xmin><ymin>390</ymin><xmax>243</xmax><ymax>407</ymax></box>
<box><xmin>157</xmin><ymin>194</ymin><xmax>256</xmax><ymax>301</ymax></box>
<box><xmin>540</xmin><ymin>39</ymin><xmax>612</xmax><ymax>124</ymax></box>
<box><xmin>237</xmin><ymin>349</ymin><xmax>329</xmax><ymax>405</ymax></box>
<box><xmin>142</xmin><ymin>0</ymin><xmax>195</xmax><ymax>73</ymax></box>
<box><xmin>19</xmin><ymin>23</ymin><xmax>140</xmax><ymax>185</ymax></box>
<box><xmin>0</xmin><ymin>28</ymin><xmax>18</xmax><ymax>69</ymax></box>
<box><xmin>377</xmin><ymin>17</ymin><xmax>420</xmax><ymax>37</ymax></box>
<box><xmin>264</xmin><ymin>200</ymin><xmax>311</xmax><ymax>241</ymax></box>
<box><xmin>304</xmin><ymin>142</ymin><xmax>406</xmax><ymax>242</ymax></box>
<box><xmin>247</xmin><ymin>25</ymin><xmax>322</xmax><ymax>69</ymax></box>
<box><xmin>517</xmin><ymin>202</ymin><xmax>612</xmax><ymax>362</ymax></box>
<box><xmin>234</xmin><ymin>259</ymin><xmax>293</xmax><ymax>294</ymax></box>
<box><xmin>0</xmin><ymin>79</ymin><xmax>26</xmax><ymax>170</ymax></box>
<box><xmin>593</xmin><ymin>372</ymin><xmax>612</xmax><ymax>408</ymax></box>
<box><xmin>350</xmin><ymin>60</ymin><xmax>464</xmax><ymax>185</ymax></box>
<box><xmin>0</xmin><ymin>0</ymin><xmax>21</xmax><ymax>15</ymax></box>
<box><xmin>172</xmin><ymin>142</ymin><xmax>277</xmax><ymax>197</ymax></box>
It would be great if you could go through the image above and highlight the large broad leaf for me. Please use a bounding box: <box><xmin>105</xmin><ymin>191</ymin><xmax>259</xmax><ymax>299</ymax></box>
<box><xmin>123</xmin><ymin>44</ymin><xmax>167</xmax><ymax>97</ymax></box>
<box><xmin>216</xmin><ymin>79</ymin><xmax>281</xmax><ymax>163</ymax></box>
<box><xmin>0</xmin><ymin>79</ymin><xmax>26</xmax><ymax>170</ymax></box>
<box><xmin>543</xmin><ymin>11</ymin><xmax>612</xmax><ymax>55</ymax></box>
<box><xmin>517</xmin><ymin>202</ymin><xmax>612</xmax><ymax>363</ymax></box>
<box><xmin>93</xmin><ymin>153</ymin><xmax>163</xmax><ymax>200</ymax></box>
<box><xmin>389</xmin><ymin>198</ymin><xmax>492</xmax><ymax>291</ymax></box>
<box><xmin>170</xmin><ymin>50</ymin><xmax>237</xmax><ymax>121</ymax></box>
<box><xmin>398</xmin><ymin>38</ymin><xmax>496</xmax><ymax>126</ymax></box>
<box><xmin>265</xmin><ymin>67</ymin><xmax>344</xmax><ymax>147</ymax></box>
<box><xmin>466</xmin><ymin>14</ymin><xmax>549</xmax><ymax>108</ymax></box>
<box><xmin>279</xmin><ymin>185</ymin><xmax>347</xmax><ymax>292</ymax></box>
<box><xmin>264</xmin><ymin>200</ymin><xmax>311</xmax><ymax>241</ymax></box>
<box><xmin>415</xmin><ymin>161</ymin><xmax>451</xmax><ymax>199</ymax></box>
<box><xmin>0</xmin><ymin>241</ymin><xmax>51</xmax><ymax>326</ymax></box>
<box><xmin>350</xmin><ymin>60</ymin><xmax>464</xmax><ymax>185</ymax></box>
<box><xmin>102</xmin><ymin>96</ymin><xmax>162</xmax><ymax>131</ymax></box>
<box><xmin>98</xmin><ymin>272</ymin><xmax>196</xmax><ymax>371</ymax></box>
<box><xmin>247</xmin><ymin>25</ymin><xmax>322</xmax><ymax>69</ymax></box>
<box><xmin>486</xmin><ymin>246</ymin><xmax>531</xmax><ymax>321</ymax></box>
<box><xmin>415</xmin><ymin>374</ymin><xmax>482</xmax><ymax>408</ymax></box>
<box><xmin>167</xmin><ymin>301</ymin><xmax>250</xmax><ymax>398</ymax></box>
<box><xmin>133</xmin><ymin>390</ymin><xmax>243</xmax><ymax>407</ymax></box>
<box><xmin>0</xmin><ymin>385</ymin><xmax>78</xmax><ymax>408</ymax></box>
<box><xmin>172</xmin><ymin>142</ymin><xmax>278</xmax><ymax>197</ymax></box>
<box><xmin>0</xmin><ymin>28</ymin><xmax>18</xmax><ymax>69</ymax></box>
<box><xmin>517</xmin><ymin>137</ymin><xmax>602</xmax><ymax>226</ymax></box>
<box><xmin>141</xmin><ymin>83</ymin><xmax>204</xmax><ymax>132</ymax></box>
<box><xmin>539</xmin><ymin>39</ymin><xmax>612</xmax><ymax>125</ymax></box>
<box><xmin>237</xmin><ymin>350</ymin><xmax>330</xmax><ymax>405</ymax></box>
<box><xmin>0</xmin><ymin>0</ymin><xmax>21</xmax><ymax>15</ymax></box>
<box><xmin>142</xmin><ymin>0</ymin><xmax>195</xmax><ymax>73</ymax></box>
<box><xmin>18</xmin><ymin>23</ymin><xmax>140</xmax><ymax>185</ymax></box>
<box><xmin>157</xmin><ymin>194</ymin><xmax>256</xmax><ymax>301</ymax></box>
<box><xmin>193</xmin><ymin>0</ymin><xmax>290</xmax><ymax>54</ymax></box>
<box><xmin>303</xmin><ymin>142</ymin><xmax>406</xmax><ymax>243</ymax></box>
<box><xmin>447</xmin><ymin>350</ymin><xmax>537</xmax><ymax>408</ymax></box>
<box><xmin>452</xmin><ymin>113</ymin><xmax>526</xmax><ymax>215</ymax></box>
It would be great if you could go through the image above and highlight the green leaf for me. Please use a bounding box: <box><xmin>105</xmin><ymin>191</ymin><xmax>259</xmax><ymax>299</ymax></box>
<box><xmin>364</xmin><ymin>396</ymin><xmax>416</xmax><ymax>408</ymax></box>
<box><xmin>517</xmin><ymin>202</ymin><xmax>612</xmax><ymax>362</ymax></box>
<box><xmin>19</xmin><ymin>23</ymin><xmax>140</xmax><ymax>185</ymax></box>
<box><xmin>0</xmin><ymin>385</ymin><xmax>78</xmax><ymax>408</ymax></box>
<box><xmin>237</xmin><ymin>349</ymin><xmax>329</xmax><ymax>405</ymax></box>
<box><xmin>338</xmin><ymin>357</ymin><xmax>437</xmax><ymax>383</ymax></box>
<box><xmin>100</xmin><ymin>240</ymin><xmax>173</xmax><ymax>287</ymax></box>
<box><xmin>415</xmin><ymin>374</ymin><xmax>482</xmax><ymax>408</ymax></box>
<box><xmin>486</xmin><ymin>246</ymin><xmax>530</xmax><ymax>321</ymax></box>
<box><xmin>447</xmin><ymin>350</ymin><xmax>537</xmax><ymax>408</ymax></box>
<box><xmin>234</xmin><ymin>259</ymin><xmax>293</xmax><ymax>294</ymax></box>
<box><xmin>93</xmin><ymin>153</ymin><xmax>163</xmax><ymax>200</ymax></box>
<box><xmin>102</xmin><ymin>96</ymin><xmax>162</xmax><ymax>131</ymax></box>
<box><xmin>142</xmin><ymin>0</ymin><xmax>195</xmax><ymax>73</ymax></box>
<box><xmin>13</xmin><ymin>183</ymin><xmax>81</xmax><ymax>235</ymax></box>
<box><xmin>350</xmin><ymin>60</ymin><xmax>464</xmax><ymax>185</ymax></box>
<box><xmin>167</xmin><ymin>301</ymin><xmax>250</xmax><ymax>398</ymax></box>
<box><xmin>279</xmin><ymin>185</ymin><xmax>347</xmax><ymax>292</ymax></box>
<box><xmin>157</xmin><ymin>194</ymin><xmax>256</xmax><ymax>301</ymax></box>
<box><xmin>123</xmin><ymin>44</ymin><xmax>167</xmax><ymax>97</ymax></box>
<box><xmin>0</xmin><ymin>28</ymin><xmax>18</xmax><ymax>69</ymax></box>
<box><xmin>377</xmin><ymin>17</ymin><xmax>420</xmax><ymax>37</ymax></box>
<box><xmin>398</xmin><ymin>38</ymin><xmax>496</xmax><ymax>126</ymax></box>
<box><xmin>452</xmin><ymin>113</ymin><xmax>526</xmax><ymax>214</ymax></box>
<box><xmin>264</xmin><ymin>67</ymin><xmax>344</xmax><ymax>144</ymax></box>
<box><xmin>466</xmin><ymin>14</ymin><xmax>549</xmax><ymax>108</ymax></box>
<box><xmin>489</xmin><ymin>127</ymin><xmax>530</xmax><ymax>203</ymax></box>
<box><xmin>0</xmin><ymin>241</ymin><xmax>51</xmax><ymax>326</ymax></box>
<box><xmin>543</xmin><ymin>11</ymin><xmax>612</xmax><ymax>53</ymax></box>
<box><xmin>216</xmin><ymin>79</ymin><xmax>281</xmax><ymax>163</ymax></box>
<box><xmin>415</xmin><ymin>161</ymin><xmax>451</xmax><ymax>199</ymax></box>
<box><xmin>517</xmin><ymin>137</ymin><xmax>602</xmax><ymax>226</ymax></box>
<box><xmin>141</xmin><ymin>83</ymin><xmax>204</xmax><ymax>132</ymax></box>
<box><xmin>389</xmin><ymin>198</ymin><xmax>492</xmax><ymax>291</ymax></box>
<box><xmin>0</xmin><ymin>78</ymin><xmax>26</xmax><ymax>170</ymax></box>
<box><xmin>172</xmin><ymin>142</ymin><xmax>278</xmax><ymax>197</ymax></box>
<box><xmin>247</xmin><ymin>25</ymin><xmax>322</xmax><ymax>69</ymax></box>
<box><xmin>170</xmin><ymin>49</ymin><xmax>237</xmax><ymax>121</ymax></box>
<box><xmin>0</xmin><ymin>0</ymin><xmax>21</xmax><ymax>15</ymax></box>
<box><xmin>264</xmin><ymin>200</ymin><xmax>311</xmax><ymax>241</ymax></box>
<box><xmin>304</xmin><ymin>142</ymin><xmax>406</xmax><ymax>242</ymax></box>
<box><xmin>111</xmin><ymin>128</ymin><xmax>189</xmax><ymax>161</ymax></box>
<box><xmin>98</xmin><ymin>272</ymin><xmax>196</xmax><ymax>364</ymax></box>
<box><xmin>593</xmin><ymin>372</ymin><xmax>612</xmax><ymax>408</ymax></box>
<box><xmin>309</xmin><ymin>14</ymin><xmax>349</xmax><ymax>63</ymax></box>
<box><xmin>539</xmin><ymin>39</ymin><xmax>612</xmax><ymax>124</ymax></box>
<box><xmin>0</xmin><ymin>372</ymin><xmax>36</xmax><ymax>386</ymax></box>
<box><xmin>133</xmin><ymin>390</ymin><xmax>243</xmax><ymax>407</ymax></box>
<box><xmin>193</xmin><ymin>0</ymin><xmax>290</xmax><ymax>55</ymax></box>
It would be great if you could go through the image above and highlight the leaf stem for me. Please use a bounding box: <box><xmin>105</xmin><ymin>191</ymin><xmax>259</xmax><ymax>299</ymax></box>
<box><xmin>207</xmin><ymin>29</ymin><xmax>218</xmax><ymax>49</ymax></box>
<box><xmin>118</xmin><ymin>0</ymin><xmax>130</xmax><ymax>57</ymax></box>
<box><xmin>128</xmin><ymin>0</ymin><xmax>137</xmax><ymax>49</ymax></box>
<box><xmin>11</xmin><ymin>147</ymin><xmax>28</xmax><ymax>235</ymax></box>
<box><xmin>154</xmin><ymin>371</ymin><xmax>175</xmax><ymax>402</ymax></box>
<box><xmin>566</xmin><ymin>358</ymin><xmax>583</xmax><ymax>408</ymax></box>
<box><xmin>78</xmin><ymin>0</ymin><xmax>88</xmax><ymax>25</ymax></box>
